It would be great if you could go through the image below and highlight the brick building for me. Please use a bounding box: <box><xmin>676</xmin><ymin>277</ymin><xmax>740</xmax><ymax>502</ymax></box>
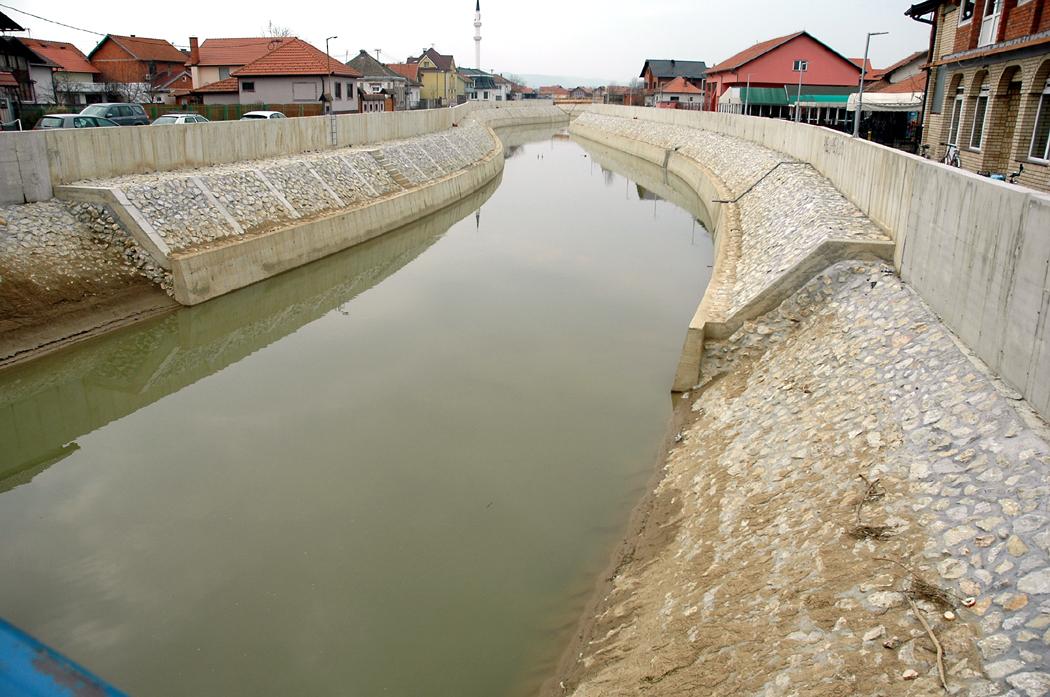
<box><xmin>88</xmin><ymin>34</ymin><xmax>190</xmax><ymax>103</ymax></box>
<box><xmin>908</xmin><ymin>0</ymin><xmax>1050</xmax><ymax>191</ymax></box>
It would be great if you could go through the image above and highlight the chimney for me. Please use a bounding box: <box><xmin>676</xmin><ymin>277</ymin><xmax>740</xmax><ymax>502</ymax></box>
<box><xmin>189</xmin><ymin>37</ymin><xmax>199</xmax><ymax>66</ymax></box>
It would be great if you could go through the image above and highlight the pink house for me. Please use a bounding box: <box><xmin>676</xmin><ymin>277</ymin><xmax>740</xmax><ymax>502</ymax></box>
<box><xmin>704</xmin><ymin>31</ymin><xmax>863</xmax><ymax>125</ymax></box>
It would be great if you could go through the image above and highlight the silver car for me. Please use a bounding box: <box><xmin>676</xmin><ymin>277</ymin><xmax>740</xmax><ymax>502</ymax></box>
<box><xmin>152</xmin><ymin>114</ymin><xmax>210</xmax><ymax>125</ymax></box>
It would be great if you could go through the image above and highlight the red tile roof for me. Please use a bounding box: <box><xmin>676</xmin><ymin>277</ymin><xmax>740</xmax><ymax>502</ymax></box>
<box><xmin>232</xmin><ymin>38</ymin><xmax>361</xmax><ymax>78</ymax></box>
<box><xmin>0</xmin><ymin>70</ymin><xmax>18</xmax><ymax>87</ymax></box>
<box><xmin>410</xmin><ymin>48</ymin><xmax>455</xmax><ymax>72</ymax></box>
<box><xmin>880</xmin><ymin>50</ymin><xmax>929</xmax><ymax>79</ymax></box>
<box><xmin>660</xmin><ymin>76</ymin><xmax>703</xmax><ymax>94</ymax></box>
<box><xmin>386</xmin><ymin>62</ymin><xmax>421</xmax><ymax>83</ymax></box>
<box><xmin>93</xmin><ymin>34</ymin><xmax>187</xmax><ymax>63</ymax></box>
<box><xmin>18</xmin><ymin>38</ymin><xmax>99</xmax><ymax>74</ymax></box>
<box><xmin>869</xmin><ymin>71</ymin><xmax>927</xmax><ymax>94</ymax></box>
<box><xmin>708</xmin><ymin>31</ymin><xmax>805</xmax><ymax>73</ymax></box>
<box><xmin>192</xmin><ymin>76</ymin><xmax>239</xmax><ymax>93</ymax></box>
<box><xmin>538</xmin><ymin>85</ymin><xmax>569</xmax><ymax>97</ymax></box>
<box><xmin>195</xmin><ymin>37</ymin><xmax>292</xmax><ymax>67</ymax></box>
<box><xmin>850</xmin><ymin>57</ymin><xmax>875</xmax><ymax>74</ymax></box>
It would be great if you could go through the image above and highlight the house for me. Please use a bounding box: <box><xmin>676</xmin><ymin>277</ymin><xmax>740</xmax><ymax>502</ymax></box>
<box><xmin>704</xmin><ymin>31</ymin><xmax>862</xmax><ymax>127</ymax></box>
<box><xmin>508</xmin><ymin>82</ymin><xmax>536</xmax><ymax>100</ymax></box>
<box><xmin>907</xmin><ymin>0</ymin><xmax>1050</xmax><ymax>192</ymax></box>
<box><xmin>846</xmin><ymin>50</ymin><xmax>929</xmax><ymax>151</ymax></box>
<box><xmin>0</xmin><ymin>35</ymin><xmax>52</xmax><ymax>106</ymax></box>
<box><xmin>459</xmin><ymin>67</ymin><xmax>508</xmax><ymax>101</ymax></box>
<box><xmin>538</xmin><ymin>85</ymin><xmax>569</xmax><ymax>99</ymax></box>
<box><xmin>186</xmin><ymin>36</ymin><xmax>292</xmax><ymax>89</ymax></box>
<box><xmin>230</xmin><ymin>38</ymin><xmax>361</xmax><ymax>113</ymax></box>
<box><xmin>638</xmin><ymin>59</ymin><xmax>707</xmax><ymax>105</ymax></box>
<box><xmin>655</xmin><ymin>76</ymin><xmax>704</xmax><ymax>109</ymax></box>
<box><xmin>347</xmin><ymin>50</ymin><xmax>409</xmax><ymax>110</ymax></box>
<box><xmin>406</xmin><ymin>48</ymin><xmax>464</xmax><ymax>107</ymax></box>
<box><xmin>568</xmin><ymin>86</ymin><xmax>593</xmax><ymax>100</ymax></box>
<box><xmin>16</xmin><ymin>38</ymin><xmax>103</xmax><ymax>106</ymax></box>
<box><xmin>386</xmin><ymin>63</ymin><xmax>423</xmax><ymax>108</ymax></box>
<box><xmin>88</xmin><ymin>34</ymin><xmax>191</xmax><ymax>103</ymax></box>
<box><xmin>189</xmin><ymin>76</ymin><xmax>240</xmax><ymax>105</ymax></box>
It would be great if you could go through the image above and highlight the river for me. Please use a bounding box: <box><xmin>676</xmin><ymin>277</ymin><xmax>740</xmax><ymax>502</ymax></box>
<box><xmin>0</xmin><ymin>124</ymin><xmax>713</xmax><ymax>697</ymax></box>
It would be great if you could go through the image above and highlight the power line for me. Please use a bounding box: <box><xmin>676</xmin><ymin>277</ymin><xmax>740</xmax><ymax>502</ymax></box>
<box><xmin>0</xmin><ymin>2</ymin><xmax>104</xmax><ymax>36</ymax></box>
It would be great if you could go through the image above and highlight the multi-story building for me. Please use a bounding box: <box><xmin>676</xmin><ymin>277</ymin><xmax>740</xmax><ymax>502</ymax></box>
<box><xmin>347</xmin><ymin>50</ymin><xmax>410</xmax><ymax>110</ymax></box>
<box><xmin>459</xmin><ymin>67</ymin><xmax>509</xmax><ymax>102</ymax></box>
<box><xmin>186</xmin><ymin>37</ymin><xmax>293</xmax><ymax>90</ymax></box>
<box><xmin>17</xmin><ymin>38</ymin><xmax>104</xmax><ymax>106</ymax></box>
<box><xmin>88</xmin><ymin>34</ymin><xmax>191</xmax><ymax>103</ymax></box>
<box><xmin>908</xmin><ymin>0</ymin><xmax>1050</xmax><ymax>191</ymax></box>
<box><xmin>638</xmin><ymin>59</ymin><xmax>707</xmax><ymax>106</ymax></box>
<box><xmin>405</xmin><ymin>48</ymin><xmax>464</xmax><ymax>107</ymax></box>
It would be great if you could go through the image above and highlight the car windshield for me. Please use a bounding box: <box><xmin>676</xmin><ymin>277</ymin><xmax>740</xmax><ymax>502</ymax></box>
<box><xmin>81</xmin><ymin>105</ymin><xmax>106</xmax><ymax>116</ymax></box>
<box><xmin>153</xmin><ymin>116</ymin><xmax>178</xmax><ymax>124</ymax></box>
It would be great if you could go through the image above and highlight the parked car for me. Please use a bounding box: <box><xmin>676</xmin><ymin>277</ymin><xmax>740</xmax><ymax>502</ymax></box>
<box><xmin>240</xmin><ymin>111</ymin><xmax>287</xmax><ymax>120</ymax></box>
<box><xmin>35</xmin><ymin>114</ymin><xmax>119</xmax><ymax>129</ymax></box>
<box><xmin>152</xmin><ymin>113</ymin><xmax>210</xmax><ymax>125</ymax></box>
<box><xmin>80</xmin><ymin>103</ymin><xmax>149</xmax><ymax>126</ymax></box>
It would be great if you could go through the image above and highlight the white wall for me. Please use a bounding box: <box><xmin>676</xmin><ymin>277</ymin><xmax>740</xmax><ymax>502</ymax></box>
<box><xmin>573</xmin><ymin>104</ymin><xmax>1050</xmax><ymax>420</ymax></box>
<box><xmin>239</xmin><ymin>76</ymin><xmax>358</xmax><ymax>113</ymax></box>
<box><xmin>29</xmin><ymin>65</ymin><xmax>55</xmax><ymax>104</ymax></box>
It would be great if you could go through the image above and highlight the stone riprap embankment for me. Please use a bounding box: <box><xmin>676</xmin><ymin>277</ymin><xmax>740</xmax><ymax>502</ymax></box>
<box><xmin>470</xmin><ymin>104</ymin><xmax>570</xmax><ymax>128</ymax></box>
<box><xmin>571</xmin><ymin>113</ymin><xmax>891</xmax><ymax>322</ymax></box>
<box><xmin>0</xmin><ymin>200</ymin><xmax>173</xmax><ymax>362</ymax></box>
<box><xmin>559</xmin><ymin>260</ymin><xmax>1050</xmax><ymax>697</ymax></box>
<box><xmin>64</xmin><ymin>121</ymin><xmax>496</xmax><ymax>255</ymax></box>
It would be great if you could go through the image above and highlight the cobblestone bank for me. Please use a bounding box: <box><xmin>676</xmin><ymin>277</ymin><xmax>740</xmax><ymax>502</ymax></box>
<box><xmin>562</xmin><ymin>261</ymin><xmax>1050</xmax><ymax>697</ymax></box>
<box><xmin>0</xmin><ymin>200</ymin><xmax>169</xmax><ymax>324</ymax></box>
<box><xmin>83</xmin><ymin>121</ymin><xmax>496</xmax><ymax>253</ymax></box>
<box><xmin>572</xmin><ymin>113</ymin><xmax>888</xmax><ymax>316</ymax></box>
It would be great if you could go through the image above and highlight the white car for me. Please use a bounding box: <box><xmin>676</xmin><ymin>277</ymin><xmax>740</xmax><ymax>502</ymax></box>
<box><xmin>240</xmin><ymin>111</ymin><xmax>287</xmax><ymax>120</ymax></box>
<box><xmin>151</xmin><ymin>113</ymin><xmax>210</xmax><ymax>125</ymax></box>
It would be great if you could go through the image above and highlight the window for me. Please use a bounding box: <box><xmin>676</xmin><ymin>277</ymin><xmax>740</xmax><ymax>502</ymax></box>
<box><xmin>242</xmin><ymin>81</ymin><xmax>255</xmax><ymax>92</ymax></box>
<box><xmin>218</xmin><ymin>67</ymin><xmax>231</xmax><ymax>80</ymax></box>
<box><xmin>292</xmin><ymin>81</ymin><xmax>316</xmax><ymax>101</ymax></box>
<box><xmin>335</xmin><ymin>81</ymin><xmax>342</xmax><ymax>99</ymax></box>
<box><xmin>959</xmin><ymin>0</ymin><xmax>975</xmax><ymax>24</ymax></box>
<box><xmin>948</xmin><ymin>86</ymin><xmax>964</xmax><ymax>145</ymax></box>
<box><xmin>970</xmin><ymin>84</ymin><xmax>990</xmax><ymax>150</ymax></box>
<box><xmin>1030</xmin><ymin>79</ymin><xmax>1050</xmax><ymax>161</ymax></box>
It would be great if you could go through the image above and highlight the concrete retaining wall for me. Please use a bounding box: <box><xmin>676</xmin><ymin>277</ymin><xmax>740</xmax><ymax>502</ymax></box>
<box><xmin>572</xmin><ymin>105</ymin><xmax>1050</xmax><ymax>419</ymax></box>
<box><xmin>172</xmin><ymin>133</ymin><xmax>504</xmax><ymax>304</ymax></box>
<box><xmin>0</xmin><ymin>104</ymin><xmax>476</xmax><ymax>204</ymax></box>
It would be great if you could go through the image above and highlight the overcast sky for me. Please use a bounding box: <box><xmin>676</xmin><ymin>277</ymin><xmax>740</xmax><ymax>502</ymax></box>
<box><xmin>7</xmin><ymin>0</ymin><xmax>930</xmax><ymax>82</ymax></box>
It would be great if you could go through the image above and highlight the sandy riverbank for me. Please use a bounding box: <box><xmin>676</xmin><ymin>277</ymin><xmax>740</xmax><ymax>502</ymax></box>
<box><xmin>547</xmin><ymin>260</ymin><xmax>1050</xmax><ymax>697</ymax></box>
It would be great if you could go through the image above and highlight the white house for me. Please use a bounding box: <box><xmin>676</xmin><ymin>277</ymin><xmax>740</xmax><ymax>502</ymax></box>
<box><xmin>459</xmin><ymin>67</ymin><xmax>509</xmax><ymax>102</ymax></box>
<box><xmin>656</xmin><ymin>76</ymin><xmax>704</xmax><ymax>108</ymax></box>
<box><xmin>230</xmin><ymin>38</ymin><xmax>361</xmax><ymax>113</ymax></box>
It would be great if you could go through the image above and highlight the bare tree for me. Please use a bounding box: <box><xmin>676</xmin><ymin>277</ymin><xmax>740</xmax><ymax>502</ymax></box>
<box><xmin>264</xmin><ymin>21</ymin><xmax>292</xmax><ymax>37</ymax></box>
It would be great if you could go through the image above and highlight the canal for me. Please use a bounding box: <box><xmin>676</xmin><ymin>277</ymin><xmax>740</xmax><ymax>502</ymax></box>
<box><xmin>0</xmin><ymin>125</ymin><xmax>713</xmax><ymax>697</ymax></box>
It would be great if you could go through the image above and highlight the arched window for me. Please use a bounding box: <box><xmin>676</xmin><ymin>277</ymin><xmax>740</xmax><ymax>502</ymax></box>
<box><xmin>1030</xmin><ymin>77</ymin><xmax>1050</xmax><ymax>162</ymax></box>
<box><xmin>948</xmin><ymin>84</ymin><xmax>964</xmax><ymax>146</ymax></box>
<box><xmin>969</xmin><ymin>74</ymin><xmax>990</xmax><ymax>150</ymax></box>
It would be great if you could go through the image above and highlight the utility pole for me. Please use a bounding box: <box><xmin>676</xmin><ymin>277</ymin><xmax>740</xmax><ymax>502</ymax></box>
<box><xmin>325</xmin><ymin>35</ymin><xmax>337</xmax><ymax>145</ymax></box>
<box><xmin>744</xmin><ymin>73</ymin><xmax>751</xmax><ymax>116</ymax></box>
<box><xmin>854</xmin><ymin>31</ymin><xmax>888</xmax><ymax>137</ymax></box>
<box><xmin>792</xmin><ymin>59</ymin><xmax>808</xmax><ymax>123</ymax></box>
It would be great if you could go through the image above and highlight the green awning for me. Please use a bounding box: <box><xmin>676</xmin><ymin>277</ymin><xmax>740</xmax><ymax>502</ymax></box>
<box><xmin>791</xmin><ymin>93</ymin><xmax>851</xmax><ymax>106</ymax></box>
<box><xmin>739</xmin><ymin>87</ymin><xmax>789</xmax><ymax>106</ymax></box>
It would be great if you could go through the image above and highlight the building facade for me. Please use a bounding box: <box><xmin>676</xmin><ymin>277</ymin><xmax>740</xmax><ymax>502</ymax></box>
<box><xmin>187</xmin><ymin>37</ymin><xmax>292</xmax><ymax>90</ymax></box>
<box><xmin>230</xmin><ymin>38</ymin><xmax>361</xmax><ymax>113</ymax></box>
<box><xmin>88</xmin><ymin>34</ymin><xmax>190</xmax><ymax>103</ymax></box>
<box><xmin>704</xmin><ymin>31</ymin><xmax>863</xmax><ymax>128</ymax></box>
<box><xmin>909</xmin><ymin>0</ymin><xmax>1050</xmax><ymax>191</ymax></box>
<box><xmin>638</xmin><ymin>59</ymin><xmax>707</xmax><ymax>107</ymax></box>
<box><xmin>17</xmin><ymin>38</ymin><xmax>104</xmax><ymax>106</ymax></box>
<box><xmin>406</xmin><ymin>48</ymin><xmax>464</xmax><ymax>107</ymax></box>
<box><xmin>347</xmin><ymin>50</ymin><xmax>409</xmax><ymax>110</ymax></box>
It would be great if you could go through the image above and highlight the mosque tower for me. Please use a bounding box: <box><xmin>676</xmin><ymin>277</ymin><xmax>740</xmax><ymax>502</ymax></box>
<box><xmin>474</xmin><ymin>0</ymin><xmax>482</xmax><ymax>69</ymax></box>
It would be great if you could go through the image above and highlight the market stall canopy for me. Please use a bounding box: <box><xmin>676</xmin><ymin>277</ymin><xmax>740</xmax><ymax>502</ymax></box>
<box><xmin>720</xmin><ymin>85</ymin><xmax>856</xmax><ymax>109</ymax></box>
<box><xmin>846</xmin><ymin>90</ymin><xmax>923</xmax><ymax>112</ymax></box>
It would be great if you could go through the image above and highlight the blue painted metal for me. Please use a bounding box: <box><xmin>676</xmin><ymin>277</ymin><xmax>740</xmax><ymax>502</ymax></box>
<box><xmin>0</xmin><ymin>618</ymin><xmax>128</xmax><ymax>697</ymax></box>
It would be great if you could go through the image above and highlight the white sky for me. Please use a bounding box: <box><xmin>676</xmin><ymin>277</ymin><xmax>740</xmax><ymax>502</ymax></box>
<box><xmin>5</xmin><ymin>0</ymin><xmax>930</xmax><ymax>81</ymax></box>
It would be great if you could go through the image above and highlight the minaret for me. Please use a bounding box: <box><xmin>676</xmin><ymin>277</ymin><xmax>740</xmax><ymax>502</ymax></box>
<box><xmin>474</xmin><ymin>0</ymin><xmax>482</xmax><ymax>70</ymax></box>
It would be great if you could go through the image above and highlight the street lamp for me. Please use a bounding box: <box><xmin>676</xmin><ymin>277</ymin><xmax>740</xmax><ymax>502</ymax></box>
<box><xmin>325</xmin><ymin>35</ymin><xmax>338</xmax><ymax>113</ymax></box>
<box><xmin>792</xmin><ymin>59</ymin><xmax>808</xmax><ymax>123</ymax></box>
<box><xmin>854</xmin><ymin>31</ymin><xmax>888</xmax><ymax>138</ymax></box>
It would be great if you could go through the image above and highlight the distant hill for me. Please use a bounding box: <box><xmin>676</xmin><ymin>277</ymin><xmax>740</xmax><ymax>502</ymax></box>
<box><xmin>512</xmin><ymin>73</ymin><xmax>623</xmax><ymax>89</ymax></box>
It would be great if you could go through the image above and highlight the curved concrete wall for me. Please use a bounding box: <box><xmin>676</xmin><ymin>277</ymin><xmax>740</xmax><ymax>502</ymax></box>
<box><xmin>0</xmin><ymin>104</ymin><xmax>477</xmax><ymax>204</ymax></box>
<box><xmin>572</xmin><ymin>105</ymin><xmax>1050</xmax><ymax>420</ymax></box>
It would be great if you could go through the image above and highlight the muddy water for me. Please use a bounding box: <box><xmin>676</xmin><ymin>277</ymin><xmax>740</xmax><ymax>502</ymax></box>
<box><xmin>0</xmin><ymin>126</ymin><xmax>713</xmax><ymax>697</ymax></box>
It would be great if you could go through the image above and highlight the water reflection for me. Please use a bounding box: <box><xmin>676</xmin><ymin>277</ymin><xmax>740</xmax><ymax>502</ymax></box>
<box><xmin>0</xmin><ymin>176</ymin><xmax>500</xmax><ymax>491</ymax></box>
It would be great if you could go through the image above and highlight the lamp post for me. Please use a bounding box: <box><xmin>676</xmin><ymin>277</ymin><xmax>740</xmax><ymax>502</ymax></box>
<box><xmin>325</xmin><ymin>35</ymin><xmax>338</xmax><ymax>113</ymax></box>
<box><xmin>854</xmin><ymin>31</ymin><xmax>888</xmax><ymax>137</ymax></box>
<box><xmin>792</xmin><ymin>59</ymin><xmax>808</xmax><ymax>123</ymax></box>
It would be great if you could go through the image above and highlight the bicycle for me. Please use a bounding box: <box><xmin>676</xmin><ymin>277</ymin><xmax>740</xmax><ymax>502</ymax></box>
<box><xmin>940</xmin><ymin>142</ymin><xmax>961</xmax><ymax>167</ymax></box>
